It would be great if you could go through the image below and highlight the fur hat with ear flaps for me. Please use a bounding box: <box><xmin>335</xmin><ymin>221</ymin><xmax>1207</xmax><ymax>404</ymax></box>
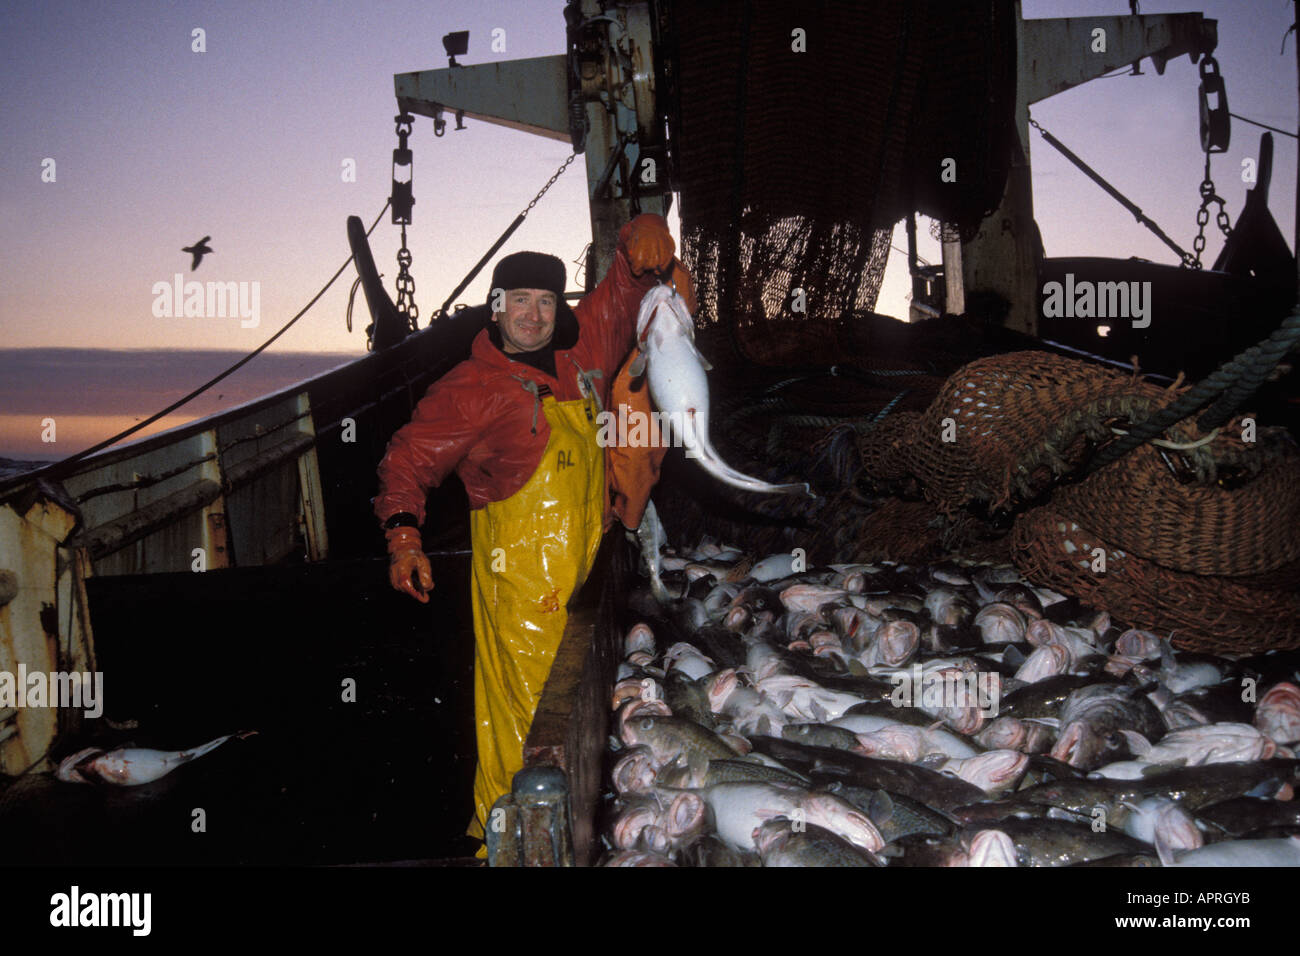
<box><xmin>488</xmin><ymin>251</ymin><xmax>579</xmax><ymax>349</ymax></box>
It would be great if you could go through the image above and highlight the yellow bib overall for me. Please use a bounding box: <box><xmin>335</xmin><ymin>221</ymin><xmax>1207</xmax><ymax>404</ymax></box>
<box><xmin>467</xmin><ymin>387</ymin><xmax>604</xmax><ymax>847</ymax></box>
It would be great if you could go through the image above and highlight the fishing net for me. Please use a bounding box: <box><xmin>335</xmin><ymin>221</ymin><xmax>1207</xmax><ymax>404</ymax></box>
<box><xmin>858</xmin><ymin>351</ymin><xmax>1182</xmax><ymax>513</ymax></box>
<box><xmin>1012</xmin><ymin>506</ymin><xmax>1300</xmax><ymax>655</ymax></box>
<box><xmin>1053</xmin><ymin>441</ymin><xmax>1300</xmax><ymax>577</ymax></box>
<box><xmin>849</xmin><ymin>349</ymin><xmax>1300</xmax><ymax>652</ymax></box>
<box><xmin>665</xmin><ymin>0</ymin><xmax>1016</xmax><ymax>366</ymax></box>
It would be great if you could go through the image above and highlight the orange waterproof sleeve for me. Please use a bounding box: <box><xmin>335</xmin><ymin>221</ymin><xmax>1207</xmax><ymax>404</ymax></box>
<box><xmin>374</xmin><ymin>369</ymin><xmax>483</xmax><ymax>527</ymax></box>
<box><xmin>574</xmin><ymin>222</ymin><xmax>663</xmax><ymax>377</ymax></box>
<box><xmin>604</xmin><ymin>346</ymin><xmax>669</xmax><ymax>531</ymax></box>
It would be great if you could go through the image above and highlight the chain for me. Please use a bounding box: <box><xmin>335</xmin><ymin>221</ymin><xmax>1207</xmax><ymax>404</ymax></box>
<box><xmin>392</xmin><ymin>113</ymin><xmax>418</xmax><ymax>332</ymax></box>
<box><xmin>1188</xmin><ymin>151</ymin><xmax>1233</xmax><ymax>269</ymax></box>
<box><xmin>523</xmin><ymin>153</ymin><xmax>578</xmax><ymax>216</ymax></box>
<box><xmin>394</xmin><ymin>226</ymin><xmax>418</xmax><ymax>330</ymax></box>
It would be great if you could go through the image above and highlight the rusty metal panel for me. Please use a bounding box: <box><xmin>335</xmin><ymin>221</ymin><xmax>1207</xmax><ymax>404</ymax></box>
<box><xmin>206</xmin><ymin>510</ymin><xmax>231</xmax><ymax>569</ymax></box>
<box><xmin>0</xmin><ymin>492</ymin><xmax>89</xmax><ymax>775</ymax></box>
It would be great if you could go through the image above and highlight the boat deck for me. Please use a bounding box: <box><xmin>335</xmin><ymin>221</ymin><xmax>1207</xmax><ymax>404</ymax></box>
<box><xmin>0</xmin><ymin>555</ymin><xmax>481</xmax><ymax>865</ymax></box>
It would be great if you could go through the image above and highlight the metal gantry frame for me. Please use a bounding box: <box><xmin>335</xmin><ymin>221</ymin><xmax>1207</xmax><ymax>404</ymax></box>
<box><xmin>394</xmin><ymin>0</ymin><xmax>670</xmax><ymax>289</ymax></box>
<box><xmin>961</xmin><ymin>2</ymin><xmax>1218</xmax><ymax>334</ymax></box>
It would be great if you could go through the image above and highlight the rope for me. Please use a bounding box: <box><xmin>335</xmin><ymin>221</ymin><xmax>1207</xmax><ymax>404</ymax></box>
<box><xmin>1085</xmin><ymin>309</ymin><xmax>1300</xmax><ymax>474</ymax></box>
<box><xmin>35</xmin><ymin>201</ymin><xmax>392</xmax><ymax>483</ymax></box>
<box><xmin>345</xmin><ymin>274</ymin><xmax>368</xmax><ymax>333</ymax></box>
<box><xmin>763</xmin><ymin>391</ymin><xmax>908</xmax><ymax>456</ymax></box>
<box><xmin>1027</xmin><ymin>116</ymin><xmax>1194</xmax><ymax>266</ymax></box>
<box><xmin>1229</xmin><ymin>112</ymin><xmax>1298</xmax><ymax>139</ymax></box>
<box><xmin>1109</xmin><ymin>426</ymin><xmax>1222</xmax><ymax>451</ymax></box>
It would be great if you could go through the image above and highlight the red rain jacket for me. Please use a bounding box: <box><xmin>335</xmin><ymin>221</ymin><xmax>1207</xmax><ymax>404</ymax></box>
<box><xmin>374</xmin><ymin>224</ymin><xmax>659</xmax><ymax>527</ymax></box>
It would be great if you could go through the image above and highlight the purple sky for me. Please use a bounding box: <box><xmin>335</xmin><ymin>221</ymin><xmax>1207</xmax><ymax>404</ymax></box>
<box><xmin>0</xmin><ymin>0</ymin><xmax>1296</xmax><ymax>457</ymax></box>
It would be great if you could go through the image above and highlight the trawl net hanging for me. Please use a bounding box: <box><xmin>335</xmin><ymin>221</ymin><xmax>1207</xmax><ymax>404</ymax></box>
<box><xmin>663</xmin><ymin>0</ymin><xmax>1016</xmax><ymax>362</ymax></box>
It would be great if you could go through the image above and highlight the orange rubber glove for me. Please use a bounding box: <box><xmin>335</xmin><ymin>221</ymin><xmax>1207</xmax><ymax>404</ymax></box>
<box><xmin>624</xmin><ymin>213</ymin><xmax>676</xmax><ymax>276</ymax></box>
<box><xmin>386</xmin><ymin>526</ymin><xmax>433</xmax><ymax>603</ymax></box>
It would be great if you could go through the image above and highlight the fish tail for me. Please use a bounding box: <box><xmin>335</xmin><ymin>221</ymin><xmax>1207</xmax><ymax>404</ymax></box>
<box><xmin>689</xmin><ymin>426</ymin><xmax>813</xmax><ymax>498</ymax></box>
<box><xmin>179</xmin><ymin>733</ymin><xmax>238</xmax><ymax>761</ymax></box>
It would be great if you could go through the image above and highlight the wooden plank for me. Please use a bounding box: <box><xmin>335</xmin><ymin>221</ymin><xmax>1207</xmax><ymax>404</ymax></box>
<box><xmin>523</xmin><ymin>534</ymin><xmax>626</xmax><ymax>866</ymax></box>
<box><xmin>72</xmin><ymin>478</ymin><xmax>222</xmax><ymax>560</ymax></box>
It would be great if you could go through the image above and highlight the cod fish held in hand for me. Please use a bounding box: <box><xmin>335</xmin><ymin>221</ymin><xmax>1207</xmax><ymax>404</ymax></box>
<box><xmin>56</xmin><ymin>731</ymin><xmax>257</xmax><ymax>785</ymax></box>
<box><xmin>632</xmin><ymin>284</ymin><xmax>812</xmax><ymax>498</ymax></box>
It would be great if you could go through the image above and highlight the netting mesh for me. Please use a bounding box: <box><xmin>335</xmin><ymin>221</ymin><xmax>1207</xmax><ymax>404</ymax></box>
<box><xmin>859</xmin><ymin>351</ymin><xmax>1183</xmax><ymax>513</ymax></box>
<box><xmin>1012</xmin><ymin>507</ymin><xmax>1300</xmax><ymax>655</ymax></box>
<box><xmin>682</xmin><ymin>214</ymin><xmax>893</xmax><ymax>366</ymax></box>
<box><xmin>852</xmin><ymin>350</ymin><xmax>1300</xmax><ymax>652</ymax></box>
<box><xmin>664</xmin><ymin>0</ymin><xmax>1016</xmax><ymax>364</ymax></box>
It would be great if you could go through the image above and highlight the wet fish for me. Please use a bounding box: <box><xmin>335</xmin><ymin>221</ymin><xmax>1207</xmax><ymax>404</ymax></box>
<box><xmin>757</xmin><ymin>674</ymin><xmax>866</xmax><ymax>723</ymax></box>
<box><xmin>1117</xmin><ymin>796</ymin><xmax>1203</xmax><ymax>857</ymax></box>
<box><xmin>821</xmin><ymin>782</ymin><xmax>955</xmax><ymax>842</ymax></box>
<box><xmin>782</xmin><ymin>722</ymin><xmax>861</xmax><ymax>752</ymax></box>
<box><xmin>611</xmin><ymin>549</ymin><xmax>1300</xmax><ymax>866</ymax></box>
<box><xmin>1257</xmin><ymin>682</ymin><xmax>1300</xmax><ymax>745</ymax></box>
<box><xmin>755</xmin><ymin>818</ymin><xmax>878</xmax><ymax>867</ymax></box>
<box><xmin>1162</xmin><ymin>835</ymin><xmax>1300</xmax><ymax>867</ymax></box>
<box><xmin>56</xmin><ymin>732</ymin><xmax>256</xmax><ymax>786</ymax></box>
<box><xmin>888</xmin><ymin>831</ymin><xmax>973</xmax><ymax>867</ymax></box>
<box><xmin>1123</xmin><ymin>722</ymin><xmax>1275</xmax><ymax>768</ymax></box>
<box><xmin>831</xmin><ymin>713</ymin><xmax>979</xmax><ymax>761</ymax></box>
<box><xmin>973</xmin><ymin>603</ymin><xmax>1027</xmax><ymax>644</ymax></box>
<box><xmin>1132</xmin><ymin>640</ymin><xmax>1231</xmax><ymax>695</ymax></box>
<box><xmin>697</xmin><ymin>781</ymin><xmax>884</xmax><ymax>853</ymax></box>
<box><xmin>621</xmin><ymin>715</ymin><xmax>740</xmax><ymax>775</ymax></box>
<box><xmin>1050</xmin><ymin>683</ymin><xmax>1165</xmax><ymax>770</ymax></box>
<box><xmin>924</xmin><ymin>587</ymin><xmax>975</xmax><ymax>628</ymax></box>
<box><xmin>1162</xmin><ymin>681</ymin><xmax>1257</xmax><ymax>729</ymax></box>
<box><xmin>662</xmin><ymin>673</ymin><xmax>721</xmax><ymax>731</ymax></box>
<box><xmin>998</xmin><ymin>674</ymin><xmax>1097</xmax><ymax>719</ymax></box>
<box><xmin>703</xmin><ymin>757</ymin><xmax>811</xmax><ymax>788</ymax></box>
<box><xmin>611</xmin><ymin>792</ymin><xmax>666</xmax><ymax>849</ymax></box>
<box><xmin>974</xmin><ymin>717</ymin><xmax>1053</xmax><ymax>754</ymax></box>
<box><xmin>966</xmin><ymin>829</ymin><xmax>1020</xmax><ymax>866</ymax></box>
<box><xmin>624</xmin><ymin>622</ymin><xmax>657</xmax><ymax>657</ymax></box>
<box><xmin>994</xmin><ymin>585</ymin><xmax>1043</xmax><ymax>620</ymax></box>
<box><xmin>1012</xmin><ymin>760</ymin><xmax>1300</xmax><ymax>818</ymax></box>
<box><xmin>1195</xmin><ymin>796</ymin><xmax>1300</xmax><ymax>838</ymax></box>
<box><xmin>970</xmin><ymin>817</ymin><xmax>1150</xmax><ymax>867</ymax></box>
<box><xmin>764</xmin><ymin>743</ymin><xmax>989</xmax><ymax>812</ymax></box>
<box><xmin>941</xmin><ymin>750</ymin><xmax>1029</xmax><ymax>794</ymax></box>
<box><xmin>634</xmin><ymin>285</ymin><xmax>811</xmax><ymax>497</ymax></box>
<box><xmin>612</xmin><ymin>746</ymin><xmax>659</xmax><ymax>794</ymax></box>
<box><xmin>677</xmin><ymin>834</ymin><xmax>757</xmax><ymax>867</ymax></box>
<box><xmin>635</xmin><ymin>500</ymin><xmax>674</xmax><ymax>603</ymax></box>
<box><xmin>1068</xmin><ymin>853</ymin><xmax>1161</xmax><ymax>867</ymax></box>
<box><xmin>602</xmin><ymin>849</ymin><xmax>677</xmax><ymax>867</ymax></box>
<box><xmin>747</xmin><ymin>552</ymin><xmax>805</xmax><ymax>583</ymax></box>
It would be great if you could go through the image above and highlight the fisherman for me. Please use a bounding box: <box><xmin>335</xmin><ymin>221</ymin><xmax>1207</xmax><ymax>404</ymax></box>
<box><xmin>373</xmin><ymin>212</ymin><xmax>694</xmax><ymax>853</ymax></box>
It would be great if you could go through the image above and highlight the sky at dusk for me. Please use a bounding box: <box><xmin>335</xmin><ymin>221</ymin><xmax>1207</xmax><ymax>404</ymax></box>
<box><xmin>0</xmin><ymin>0</ymin><xmax>1296</xmax><ymax>459</ymax></box>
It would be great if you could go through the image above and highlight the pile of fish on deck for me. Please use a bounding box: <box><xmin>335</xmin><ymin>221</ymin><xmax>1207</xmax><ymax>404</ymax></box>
<box><xmin>600</xmin><ymin>541</ymin><xmax>1300</xmax><ymax>867</ymax></box>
